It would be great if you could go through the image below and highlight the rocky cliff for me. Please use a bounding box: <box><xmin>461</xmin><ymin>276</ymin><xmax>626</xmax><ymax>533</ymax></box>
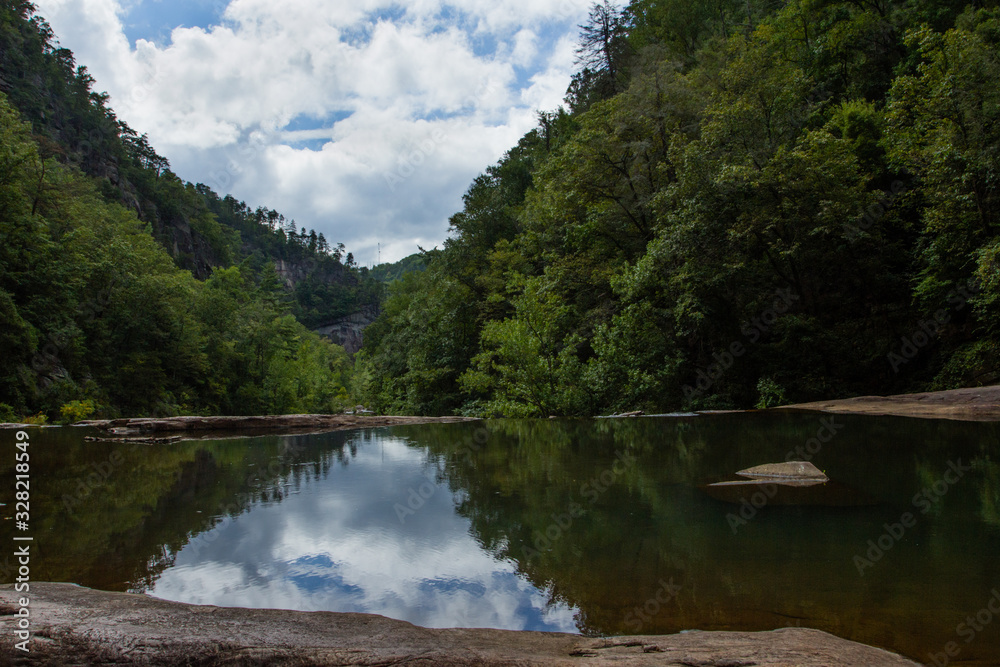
<box><xmin>315</xmin><ymin>306</ymin><xmax>379</xmax><ymax>354</ymax></box>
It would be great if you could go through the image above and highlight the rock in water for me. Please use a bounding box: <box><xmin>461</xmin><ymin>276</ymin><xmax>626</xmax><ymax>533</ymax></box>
<box><xmin>735</xmin><ymin>461</ymin><xmax>828</xmax><ymax>481</ymax></box>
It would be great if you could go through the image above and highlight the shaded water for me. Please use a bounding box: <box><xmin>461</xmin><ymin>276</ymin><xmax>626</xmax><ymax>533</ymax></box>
<box><xmin>2</xmin><ymin>413</ymin><xmax>999</xmax><ymax>664</ymax></box>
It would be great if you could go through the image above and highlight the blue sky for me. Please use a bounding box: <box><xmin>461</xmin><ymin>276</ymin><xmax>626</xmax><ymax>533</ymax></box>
<box><xmin>120</xmin><ymin>0</ymin><xmax>225</xmax><ymax>44</ymax></box>
<box><xmin>34</xmin><ymin>0</ymin><xmax>594</xmax><ymax>264</ymax></box>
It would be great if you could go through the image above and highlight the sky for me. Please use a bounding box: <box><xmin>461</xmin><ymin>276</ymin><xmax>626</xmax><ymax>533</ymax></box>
<box><xmin>31</xmin><ymin>0</ymin><xmax>595</xmax><ymax>265</ymax></box>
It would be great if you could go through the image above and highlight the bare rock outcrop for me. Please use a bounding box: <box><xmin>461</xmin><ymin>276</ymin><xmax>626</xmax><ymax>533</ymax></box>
<box><xmin>314</xmin><ymin>307</ymin><xmax>379</xmax><ymax>354</ymax></box>
<box><xmin>780</xmin><ymin>384</ymin><xmax>1000</xmax><ymax>421</ymax></box>
<box><xmin>0</xmin><ymin>584</ymin><xmax>921</xmax><ymax>666</ymax></box>
<box><xmin>70</xmin><ymin>414</ymin><xmax>478</xmax><ymax>441</ymax></box>
<box><xmin>735</xmin><ymin>461</ymin><xmax>829</xmax><ymax>482</ymax></box>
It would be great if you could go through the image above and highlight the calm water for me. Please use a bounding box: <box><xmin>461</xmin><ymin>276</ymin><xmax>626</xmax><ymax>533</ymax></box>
<box><xmin>2</xmin><ymin>413</ymin><xmax>999</xmax><ymax>664</ymax></box>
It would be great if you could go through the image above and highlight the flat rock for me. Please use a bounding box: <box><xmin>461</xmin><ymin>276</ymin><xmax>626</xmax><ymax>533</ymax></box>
<box><xmin>779</xmin><ymin>384</ymin><xmax>1000</xmax><ymax>421</ymax></box>
<box><xmin>736</xmin><ymin>461</ymin><xmax>829</xmax><ymax>481</ymax></box>
<box><xmin>67</xmin><ymin>414</ymin><xmax>479</xmax><ymax>439</ymax></box>
<box><xmin>0</xmin><ymin>584</ymin><xmax>921</xmax><ymax>666</ymax></box>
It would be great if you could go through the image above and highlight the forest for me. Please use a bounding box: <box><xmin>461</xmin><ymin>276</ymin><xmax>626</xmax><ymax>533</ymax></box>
<box><xmin>358</xmin><ymin>0</ymin><xmax>1000</xmax><ymax>417</ymax></box>
<box><xmin>2</xmin><ymin>0</ymin><xmax>998</xmax><ymax>422</ymax></box>
<box><xmin>0</xmin><ymin>1</ymin><xmax>379</xmax><ymax>421</ymax></box>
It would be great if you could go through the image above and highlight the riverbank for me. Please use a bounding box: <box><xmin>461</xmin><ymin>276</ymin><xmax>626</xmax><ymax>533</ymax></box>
<box><xmin>77</xmin><ymin>413</ymin><xmax>478</xmax><ymax>433</ymax></box>
<box><xmin>779</xmin><ymin>384</ymin><xmax>1000</xmax><ymax>421</ymax></box>
<box><xmin>4</xmin><ymin>385</ymin><xmax>998</xmax><ymax>434</ymax></box>
<box><xmin>1</xmin><ymin>413</ymin><xmax>481</xmax><ymax>442</ymax></box>
<box><xmin>0</xmin><ymin>584</ymin><xmax>920</xmax><ymax>666</ymax></box>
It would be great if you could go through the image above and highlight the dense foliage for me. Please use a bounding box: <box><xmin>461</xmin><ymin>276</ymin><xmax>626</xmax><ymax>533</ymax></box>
<box><xmin>0</xmin><ymin>1</ymin><xmax>377</xmax><ymax>326</ymax></box>
<box><xmin>0</xmin><ymin>93</ymin><xmax>355</xmax><ymax>420</ymax></box>
<box><xmin>0</xmin><ymin>1</ymin><xmax>375</xmax><ymax>421</ymax></box>
<box><xmin>369</xmin><ymin>253</ymin><xmax>427</xmax><ymax>284</ymax></box>
<box><xmin>360</xmin><ymin>0</ymin><xmax>1000</xmax><ymax>416</ymax></box>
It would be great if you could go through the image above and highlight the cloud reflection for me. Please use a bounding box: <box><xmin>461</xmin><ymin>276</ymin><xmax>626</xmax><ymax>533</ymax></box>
<box><xmin>148</xmin><ymin>433</ymin><xmax>579</xmax><ymax>632</ymax></box>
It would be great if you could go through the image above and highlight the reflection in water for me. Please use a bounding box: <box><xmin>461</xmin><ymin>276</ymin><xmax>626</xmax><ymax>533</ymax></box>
<box><xmin>147</xmin><ymin>433</ymin><xmax>578</xmax><ymax>631</ymax></box>
<box><xmin>701</xmin><ymin>480</ymin><xmax>874</xmax><ymax>505</ymax></box>
<box><xmin>1</xmin><ymin>414</ymin><xmax>999</xmax><ymax>665</ymax></box>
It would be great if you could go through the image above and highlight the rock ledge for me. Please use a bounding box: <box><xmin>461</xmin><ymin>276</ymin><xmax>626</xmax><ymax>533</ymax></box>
<box><xmin>0</xmin><ymin>584</ymin><xmax>920</xmax><ymax>666</ymax></box>
<box><xmin>780</xmin><ymin>384</ymin><xmax>1000</xmax><ymax>421</ymax></box>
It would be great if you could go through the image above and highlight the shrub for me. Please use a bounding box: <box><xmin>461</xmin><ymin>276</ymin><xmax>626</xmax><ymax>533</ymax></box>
<box><xmin>0</xmin><ymin>403</ymin><xmax>17</xmax><ymax>423</ymax></box>
<box><xmin>59</xmin><ymin>399</ymin><xmax>97</xmax><ymax>424</ymax></box>
<box><xmin>755</xmin><ymin>378</ymin><xmax>788</xmax><ymax>409</ymax></box>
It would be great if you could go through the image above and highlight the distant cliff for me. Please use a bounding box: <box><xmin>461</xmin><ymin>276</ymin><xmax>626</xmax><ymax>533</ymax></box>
<box><xmin>315</xmin><ymin>307</ymin><xmax>380</xmax><ymax>354</ymax></box>
<box><xmin>0</xmin><ymin>3</ymin><xmax>378</xmax><ymax>318</ymax></box>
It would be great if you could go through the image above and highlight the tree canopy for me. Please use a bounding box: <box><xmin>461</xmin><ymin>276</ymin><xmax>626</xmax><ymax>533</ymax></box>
<box><xmin>0</xmin><ymin>2</ymin><xmax>376</xmax><ymax>421</ymax></box>
<box><xmin>360</xmin><ymin>0</ymin><xmax>1000</xmax><ymax>417</ymax></box>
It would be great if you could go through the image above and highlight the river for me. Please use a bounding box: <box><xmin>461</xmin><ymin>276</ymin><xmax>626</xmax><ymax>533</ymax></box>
<box><xmin>2</xmin><ymin>413</ymin><xmax>998</xmax><ymax>664</ymax></box>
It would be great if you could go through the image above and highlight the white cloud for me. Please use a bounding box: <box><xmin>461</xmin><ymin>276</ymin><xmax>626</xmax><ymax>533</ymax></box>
<box><xmin>509</xmin><ymin>28</ymin><xmax>539</xmax><ymax>67</ymax></box>
<box><xmin>148</xmin><ymin>433</ymin><xmax>579</xmax><ymax>632</ymax></box>
<box><xmin>32</xmin><ymin>0</ymin><xmax>592</xmax><ymax>264</ymax></box>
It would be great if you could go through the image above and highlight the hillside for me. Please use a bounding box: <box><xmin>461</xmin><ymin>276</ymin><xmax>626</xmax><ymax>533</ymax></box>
<box><xmin>0</xmin><ymin>1</ymin><xmax>380</xmax><ymax>421</ymax></box>
<box><xmin>359</xmin><ymin>0</ymin><xmax>1000</xmax><ymax>417</ymax></box>
<box><xmin>0</xmin><ymin>0</ymin><xmax>378</xmax><ymax>327</ymax></box>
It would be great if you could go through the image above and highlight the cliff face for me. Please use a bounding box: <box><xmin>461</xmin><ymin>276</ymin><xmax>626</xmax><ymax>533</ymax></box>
<box><xmin>0</xmin><ymin>11</ymin><xmax>220</xmax><ymax>279</ymax></box>
<box><xmin>158</xmin><ymin>216</ymin><xmax>221</xmax><ymax>280</ymax></box>
<box><xmin>276</xmin><ymin>257</ymin><xmax>363</xmax><ymax>288</ymax></box>
<box><xmin>274</xmin><ymin>259</ymin><xmax>305</xmax><ymax>288</ymax></box>
<box><xmin>315</xmin><ymin>307</ymin><xmax>379</xmax><ymax>354</ymax></box>
<box><xmin>0</xmin><ymin>5</ymin><xmax>380</xmax><ymax>336</ymax></box>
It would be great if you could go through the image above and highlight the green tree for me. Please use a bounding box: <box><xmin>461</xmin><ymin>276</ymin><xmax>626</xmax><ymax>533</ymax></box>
<box><xmin>462</xmin><ymin>277</ymin><xmax>589</xmax><ymax>417</ymax></box>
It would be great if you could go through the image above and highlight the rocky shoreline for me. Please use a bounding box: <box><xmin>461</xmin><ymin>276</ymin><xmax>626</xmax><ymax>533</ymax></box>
<box><xmin>0</xmin><ymin>584</ymin><xmax>920</xmax><ymax>666</ymax></box>
<box><xmin>54</xmin><ymin>413</ymin><xmax>480</xmax><ymax>443</ymax></box>
<box><xmin>1</xmin><ymin>390</ymin><xmax>994</xmax><ymax>664</ymax></box>
<box><xmin>779</xmin><ymin>384</ymin><xmax>1000</xmax><ymax>421</ymax></box>
<box><xmin>2</xmin><ymin>385</ymin><xmax>997</xmax><ymax>435</ymax></box>
<box><xmin>76</xmin><ymin>413</ymin><xmax>479</xmax><ymax>433</ymax></box>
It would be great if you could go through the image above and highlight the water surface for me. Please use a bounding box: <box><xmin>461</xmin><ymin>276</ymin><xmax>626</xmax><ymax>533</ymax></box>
<box><xmin>2</xmin><ymin>413</ymin><xmax>999</xmax><ymax>665</ymax></box>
